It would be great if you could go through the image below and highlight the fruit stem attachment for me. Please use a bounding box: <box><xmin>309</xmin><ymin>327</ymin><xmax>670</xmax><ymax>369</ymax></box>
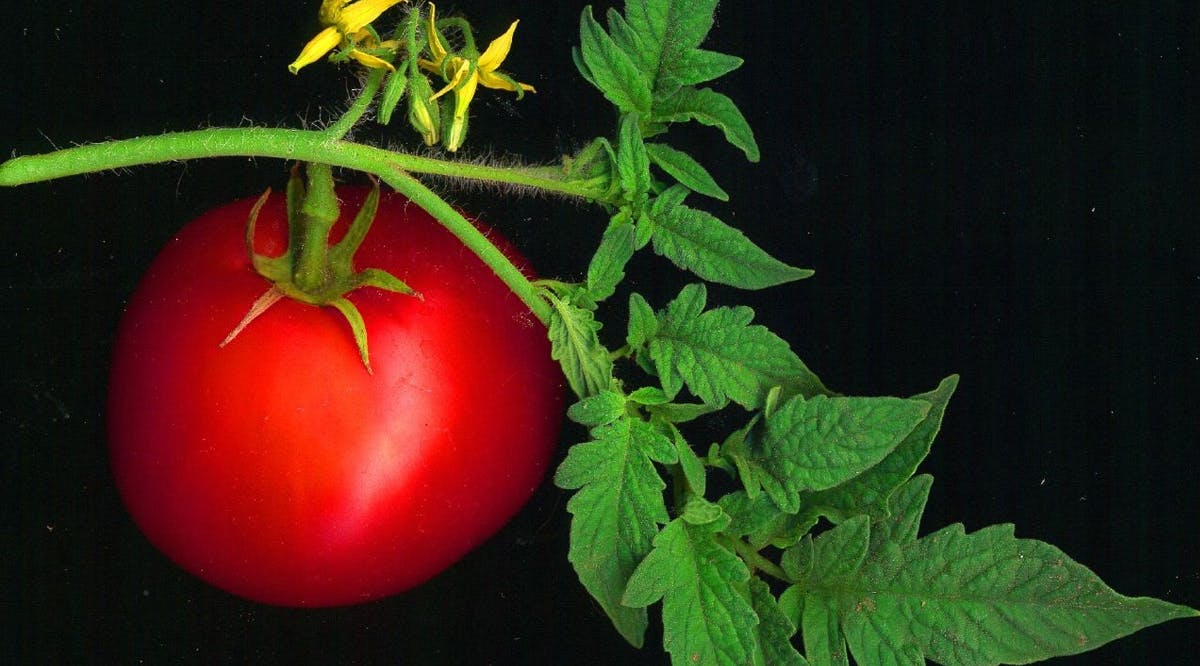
<box><xmin>0</xmin><ymin>129</ymin><xmax>569</xmax><ymax>323</ymax></box>
<box><xmin>221</xmin><ymin>163</ymin><xmax>420</xmax><ymax>373</ymax></box>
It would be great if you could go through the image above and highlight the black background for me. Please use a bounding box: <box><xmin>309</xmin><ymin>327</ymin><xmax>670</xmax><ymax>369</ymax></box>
<box><xmin>3</xmin><ymin>2</ymin><xmax>1197</xmax><ymax>664</ymax></box>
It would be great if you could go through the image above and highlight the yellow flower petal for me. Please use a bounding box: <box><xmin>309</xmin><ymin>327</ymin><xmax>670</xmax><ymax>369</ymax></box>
<box><xmin>477</xmin><ymin>20</ymin><xmax>518</xmax><ymax>72</ymax></box>
<box><xmin>477</xmin><ymin>70</ymin><xmax>535</xmax><ymax>93</ymax></box>
<box><xmin>452</xmin><ymin>71</ymin><xmax>479</xmax><ymax>122</ymax></box>
<box><xmin>429</xmin><ymin>59</ymin><xmax>472</xmax><ymax>100</ymax></box>
<box><xmin>426</xmin><ymin>3</ymin><xmax>447</xmax><ymax>63</ymax></box>
<box><xmin>337</xmin><ymin>0</ymin><xmax>406</xmax><ymax>33</ymax></box>
<box><xmin>288</xmin><ymin>27</ymin><xmax>342</xmax><ymax>74</ymax></box>
<box><xmin>445</xmin><ymin>73</ymin><xmax>477</xmax><ymax>151</ymax></box>
<box><xmin>348</xmin><ymin>49</ymin><xmax>396</xmax><ymax>71</ymax></box>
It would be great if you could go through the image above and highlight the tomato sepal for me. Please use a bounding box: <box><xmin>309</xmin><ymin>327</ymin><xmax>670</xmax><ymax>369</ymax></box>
<box><xmin>222</xmin><ymin>163</ymin><xmax>420</xmax><ymax>371</ymax></box>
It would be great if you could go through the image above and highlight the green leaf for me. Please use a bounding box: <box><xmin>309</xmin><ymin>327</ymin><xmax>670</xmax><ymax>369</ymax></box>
<box><xmin>623</xmin><ymin>516</ymin><xmax>763</xmax><ymax>666</ymax></box>
<box><xmin>567</xmin><ymin>390</ymin><xmax>627</xmax><ymax>427</ymax></box>
<box><xmin>666</xmin><ymin>423</ymin><xmax>707</xmax><ymax>496</ymax></box>
<box><xmin>646</xmin><ymin>142</ymin><xmax>729</xmax><ymax>200</ymax></box>
<box><xmin>791</xmin><ymin>517</ymin><xmax>1200</xmax><ymax>665</ymax></box>
<box><xmin>795</xmin><ymin>375</ymin><xmax>958</xmax><ymax>524</ymax></box>
<box><xmin>605</xmin><ymin>0</ymin><xmax>718</xmax><ymax>92</ymax></box>
<box><xmin>586</xmin><ymin>217</ymin><xmax>637</xmax><ymax>302</ymax></box>
<box><xmin>673</xmin><ymin>48</ymin><xmax>745</xmax><ymax>87</ymax></box>
<box><xmin>642</xmin><ymin>284</ymin><xmax>827</xmax><ymax>409</ymax></box>
<box><xmin>649</xmin><ymin>185</ymin><xmax>813</xmax><ymax>289</ymax></box>
<box><xmin>579</xmin><ymin>6</ymin><xmax>653</xmax><ymax>114</ymax></box>
<box><xmin>545</xmin><ymin>289</ymin><xmax>613</xmax><ymax>399</ymax></box>
<box><xmin>680</xmin><ymin>495</ymin><xmax>724</xmax><ymax>525</ymax></box>
<box><xmin>749</xmin><ymin>578</ymin><xmax>809</xmax><ymax>666</ymax></box>
<box><xmin>654</xmin><ymin>86</ymin><xmax>760</xmax><ymax>162</ymax></box>
<box><xmin>870</xmin><ymin>474</ymin><xmax>934</xmax><ymax>550</ymax></box>
<box><xmin>616</xmin><ymin>113</ymin><xmax>651</xmax><ymax>201</ymax></box>
<box><xmin>554</xmin><ymin>416</ymin><xmax>678</xmax><ymax>647</ymax></box>
<box><xmin>798</xmin><ymin>515</ymin><xmax>872</xmax><ymax>582</ymax></box>
<box><xmin>746</xmin><ymin>394</ymin><xmax>931</xmax><ymax>513</ymax></box>
<box><xmin>647</xmin><ymin>400</ymin><xmax>720</xmax><ymax>424</ymax></box>
<box><xmin>626</xmin><ymin>291</ymin><xmax>658</xmax><ymax>350</ymax></box>
<box><xmin>800</xmin><ymin>595</ymin><xmax>850</xmax><ymax>666</ymax></box>
<box><xmin>720</xmin><ymin>490</ymin><xmax>817</xmax><ymax>550</ymax></box>
<box><xmin>628</xmin><ymin>385</ymin><xmax>671</xmax><ymax>405</ymax></box>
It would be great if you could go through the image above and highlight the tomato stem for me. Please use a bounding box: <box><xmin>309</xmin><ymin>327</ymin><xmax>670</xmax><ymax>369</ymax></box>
<box><xmin>0</xmin><ymin>129</ymin><xmax>568</xmax><ymax>324</ymax></box>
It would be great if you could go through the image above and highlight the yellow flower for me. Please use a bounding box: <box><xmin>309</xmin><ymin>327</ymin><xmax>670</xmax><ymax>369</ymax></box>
<box><xmin>289</xmin><ymin>0</ymin><xmax>407</xmax><ymax>74</ymax></box>
<box><xmin>419</xmin><ymin>3</ymin><xmax>535</xmax><ymax>151</ymax></box>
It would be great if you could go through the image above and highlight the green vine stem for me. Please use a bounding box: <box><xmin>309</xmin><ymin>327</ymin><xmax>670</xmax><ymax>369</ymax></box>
<box><xmin>324</xmin><ymin>69</ymin><xmax>387</xmax><ymax>139</ymax></box>
<box><xmin>0</xmin><ymin>129</ymin><xmax>594</xmax><ymax>323</ymax></box>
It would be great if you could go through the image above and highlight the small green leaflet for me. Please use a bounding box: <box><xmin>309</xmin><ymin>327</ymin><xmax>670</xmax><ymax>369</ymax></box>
<box><xmin>606</xmin><ymin>0</ymin><xmax>722</xmax><ymax>96</ymax></box>
<box><xmin>654</xmin><ymin>85</ymin><xmax>760</xmax><ymax>162</ymax></box>
<box><xmin>554</xmin><ymin>416</ymin><xmax>677</xmax><ymax>647</ymax></box>
<box><xmin>784</xmin><ymin>479</ymin><xmax>1200</xmax><ymax>665</ymax></box>
<box><xmin>616</xmin><ymin>113</ymin><xmax>651</xmax><ymax>203</ymax></box>
<box><xmin>791</xmin><ymin>375</ymin><xmax>958</xmax><ymax>525</ymax></box>
<box><xmin>646</xmin><ymin>142</ymin><xmax>728</xmax><ymax>200</ymax></box>
<box><xmin>577</xmin><ymin>6</ymin><xmax>652</xmax><ymax>114</ymax></box>
<box><xmin>574</xmin><ymin>1</ymin><xmax>759</xmax><ymax>161</ymax></box>
<box><xmin>566</xmin><ymin>389</ymin><xmax>628</xmax><ymax>427</ymax></box>
<box><xmin>634</xmin><ymin>283</ymin><xmax>828</xmax><ymax>409</ymax></box>
<box><xmin>586</xmin><ymin>217</ymin><xmax>637</xmax><ymax>302</ymax></box>
<box><xmin>649</xmin><ymin>185</ymin><xmax>813</xmax><ymax>289</ymax></box>
<box><xmin>544</xmin><ymin>288</ymin><xmax>613</xmax><ymax>398</ymax></box>
<box><xmin>740</xmin><ymin>393</ymin><xmax>931</xmax><ymax>513</ymax></box>
<box><xmin>622</xmin><ymin>514</ymin><xmax>763</xmax><ymax>665</ymax></box>
<box><xmin>749</xmin><ymin>578</ymin><xmax>809</xmax><ymax>666</ymax></box>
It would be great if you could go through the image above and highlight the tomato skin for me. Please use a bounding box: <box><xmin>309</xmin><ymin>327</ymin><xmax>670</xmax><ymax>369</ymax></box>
<box><xmin>107</xmin><ymin>187</ymin><xmax>563</xmax><ymax>607</ymax></box>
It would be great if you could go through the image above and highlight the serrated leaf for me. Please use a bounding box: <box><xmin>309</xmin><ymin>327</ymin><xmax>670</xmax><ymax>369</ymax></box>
<box><xmin>794</xmin><ymin>519</ymin><xmax>1200</xmax><ymax>665</ymax></box>
<box><xmin>587</xmin><ymin>217</ymin><xmax>637</xmax><ymax>302</ymax></box>
<box><xmin>749</xmin><ymin>578</ymin><xmax>809</xmax><ymax>666</ymax></box>
<box><xmin>546</xmin><ymin>290</ymin><xmax>613</xmax><ymax>399</ymax></box>
<box><xmin>654</xmin><ymin>86</ymin><xmax>760</xmax><ymax>162</ymax></box>
<box><xmin>646</xmin><ymin>284</ymin><xmax>826</xmax><ymax>409</ymax></box>
<box><xmin>680</xmin><ymin>495</ymin><xmax>724</xmax><ymax>525</ymax></box>
<box><xmin>647</xmin><ymin>400</ymin><xmax>720</xmax><ymax>424</ymax></box>
<box><xmin>870</xmin><ymin>474</ymin><xmax>934</xmax><ymax>550</ymax></box>
<box><xmin>667</xmin><ymin>423</ymin><xmax>707</xmax><ymax>496</ymax></box>
<box><xmin>650</xmin><ymin>186</ymin><xmax>813</xmax><ymax>289</ymax></box>
<box><xmin>623</xmin><ymin>516</ymin><xmax>763</xmax><ymax>666</ymax></box>
<box><xmin>801</xmin><ymin>595</ymin><xmax>849</xmax><ymax>666</ymax></box>
<box><xmin>554</xmin><ymin>416</ymin><xmax>678</xmax><ymax>647</ymax></box>
<box><xmin>616</xmin><ymin>113</ymin><xmax>651</xmax><ymax>200</ymax></box>
<box><xmin>646</xmin><ymin>142</ymin><xmax>729</xmax><ymax>200</ymax></box>
<box><xmin>793</xmin><ymin>515</ymin><xmax>872</xmax><ymax>583</ymax></box>
<box><xmin>747</xmin><ymin>394</ymin><xmax>930</xmax><ymax>513</ymax></box>
<box><xmin>673</xmin><ymin>48</ymin><xmax>745</xmax><ymax>87</ymax></box>
<box><xmin>626</xmin><ymin>291</ymin><xmax>658</xmax><ymax>350</ymax></box>
<box><xmin>611</xmin><ymin>0</ymin><xmax>721</xmax><ymax>97</ymax></box>
<box><xmin>579</xmin><ymin>6</ymin><xmax>653</xmax><ymax>114</ymax></box>
<box><xmin>795</xmin><ymin>376</ymin><xmax>958</xmax><ymax>524</ymax></box>
<box><xmin>720</xmin><ymin>490</ymin><xmax>817</xmax><ymax>550</ymax></box>
<box><xmin>628</xmin><ymin>386</ymin><xmax>671</xmax><ymax>405</ymax></box>
<box><xmin>567</xmin><ymin>390</ymin><xmax>627</xmax><ymax>427</ymax></box>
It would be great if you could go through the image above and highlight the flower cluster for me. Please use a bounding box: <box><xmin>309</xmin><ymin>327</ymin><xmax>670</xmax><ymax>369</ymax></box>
<box><xmin>289</xmin><ymin>0</ymin><xmax>534</xmax><ymax>152</ymax></box>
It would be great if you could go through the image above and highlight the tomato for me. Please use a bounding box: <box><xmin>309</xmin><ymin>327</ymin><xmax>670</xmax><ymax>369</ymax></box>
<box><xmin>106</xmin><ymin>186</ymin><xmax>563</xmax><ymax>607</ymax></box>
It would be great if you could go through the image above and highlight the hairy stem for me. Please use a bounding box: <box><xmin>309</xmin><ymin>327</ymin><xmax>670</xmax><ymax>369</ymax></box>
<box><xmin>323</xmin><ymin>69</ymin><xmax>387</xmax><ymax>139</ymax></box>
<box><xmin>0</xmin><ymin>128</ymin><xmax>590</xmax><ymax>322</ymax></box>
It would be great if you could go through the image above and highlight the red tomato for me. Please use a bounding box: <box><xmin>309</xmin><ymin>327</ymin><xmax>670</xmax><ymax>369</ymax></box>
<box><xmin>107</xmin><ymin>187</ymin><xmax>563</xmax><ymax>607</ymax></box>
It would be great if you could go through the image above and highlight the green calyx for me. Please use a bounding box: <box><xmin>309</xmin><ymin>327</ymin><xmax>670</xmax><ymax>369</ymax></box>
<box><xmin>220</xmin><ymin>163</ymin><xmax>419</xmax><ymax>373</ymax></box>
